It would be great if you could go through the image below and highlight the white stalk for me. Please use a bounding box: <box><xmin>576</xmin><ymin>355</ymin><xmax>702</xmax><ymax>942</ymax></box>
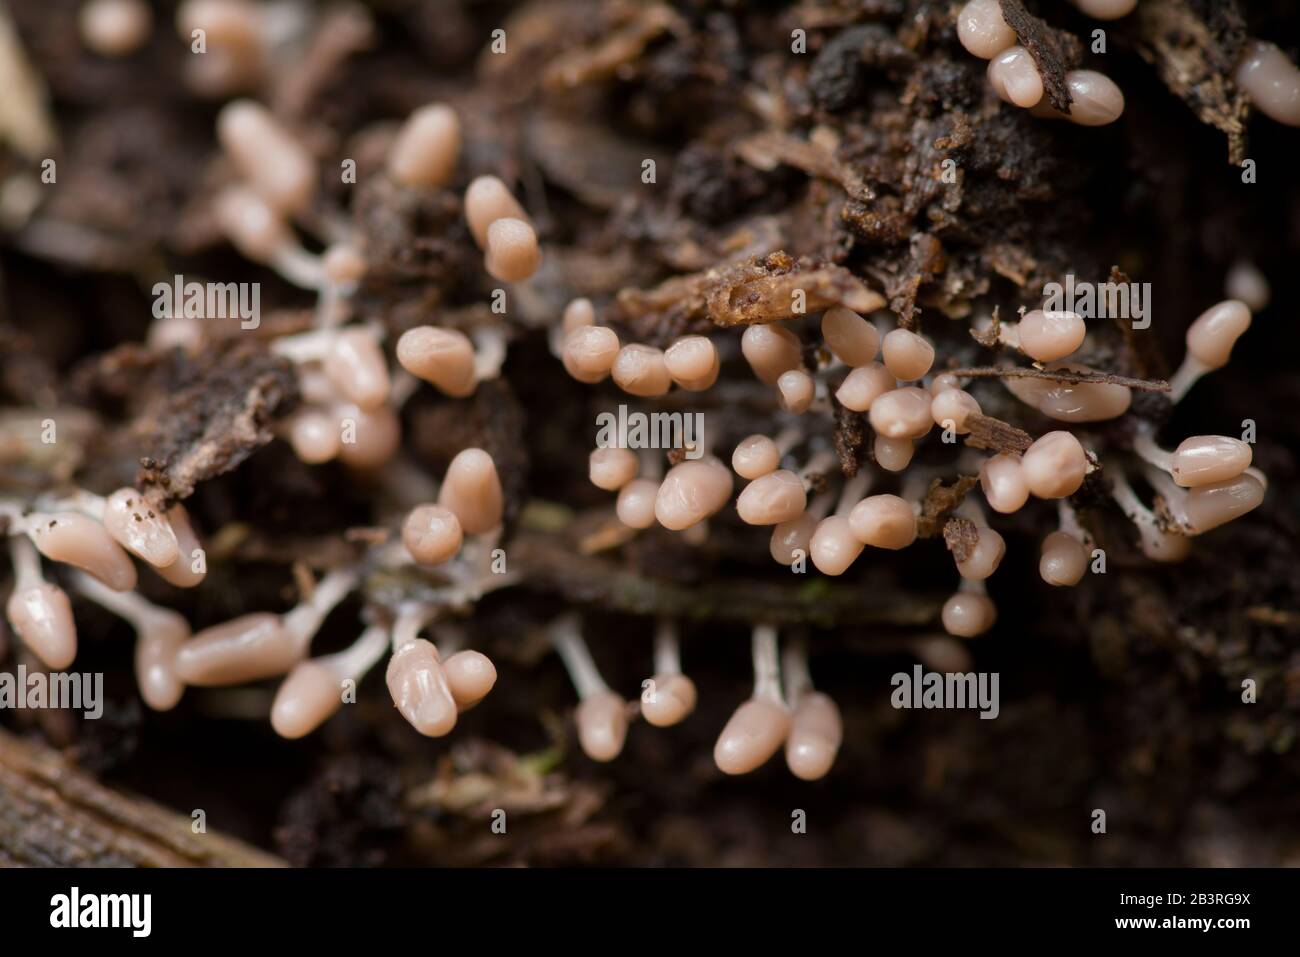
<box><xmin>751</xmin><ymin>623</ymin><xmax>784</xmax><ymax>706</ymax></box>
<box><xmin>653</xmin><ymin>618</ymin><xmax>681</xmax><ymax>675</ymax></box>
<box><xmin>551</xmin><ymin>613</ymin><xmax>608</xmax><ymax>700</ymax></box>
<box><xmin>835</xmin><ymin>471</ymin><xmax>872</xmax><ymax>517</ymax></box>
<box><xmin>781</xmin><ymin>637</ymin><xmax>813</xmax><ymax>705</ymax></box>
<box><xmin>282</xmin><ymin>567</ymin><xmax>360</xmax><ymax>651</ymax></box>
<box><xmin>1130</xmin><ymin>429</ymin><xmax>1172</xmax><ymax>472</ymax></box>
<box><xmin>8</xmin><ymin>534</ymin><xmax>43</xmax><ymax>587</ymax></box>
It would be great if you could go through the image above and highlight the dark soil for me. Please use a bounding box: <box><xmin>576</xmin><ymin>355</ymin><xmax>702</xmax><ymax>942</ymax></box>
<box><xmin>1</xmin><ymin>0</ymin><xmax>1299</xmax><ymax>866</ymax></box>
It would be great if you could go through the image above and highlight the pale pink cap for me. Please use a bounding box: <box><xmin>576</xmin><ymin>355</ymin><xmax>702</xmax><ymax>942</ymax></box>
<box><xmin>980</xmin><ymin>453</ymin><xmax>1030</xmax><ymax>513</ymax></box>
<box><xmin>212</xmin><ymin>186</ymin><xmax>292</xmax><ymax>264</ymax></box>
<box><xmin>288</xmin><ymin>409</ymin><xmax>340</xmax><ymax>464</ymax></box>
<box><xmin>732</xmin><ymin>434</ymin><xmax>782</xmax><ymax>480</ymax></box>
<box><xmin>174</xmin><ymin>612</ymin><xmax>296</xmax><ymax>685</ymax></box>
<box><xmin>464</xmin><ymin>175</ymin><xmax>528</xmax><ymax>248</ymax></box>
<box><xmin>185</xmin><ymin>46</ymin><xmax>260</xmax><ymax>100</ymax></box>
<box><xmin>176</xmin><ymin>0</ymin><xmax>260</xmax><ymax>46</ymax></box>
<box><xmin>324</xmin><ymin>329</ymin><xmax>390</xmax><ymax>411</ymax></box>
<box><xmin>336</xmin><ymin>403</ymin><xmax>401</xmax><ymax>468</ymax></box>
<box><xmin>642</xmin><ymin>672</ymin><xmax>698</xmax><ymax>727</ymax></box>
<box><xmin>272</xmin><ymin>661</ymin><xmax>342</xmax><ymax>739</ymax></box>
<box><xmin>1022</xmin><ymin>431</ymin><xmax>1087</xmax><ymax>499</ymax></box>
<box><xmin>715</xmin><ymin>698</ymin><xmax>791</xmax><ymax>775</ymax></box>
<box><xmin>810</xmin><ymin>515</ymin><xmax>864</xmax><ymax>575</ymax></box>
<box><xmin>387</xmin><ymin>103</ymin><xmax>461</xmax><ymax>189</ymax></box>
<box><xmin>1018</xmin><ymin>309</ymin><xmax>1086</xmax><ymax>362</ymax></box>
<box><xmin>135</xmin><ymin>610</ymin><xmax>188</xmax><ymax>710</ymax></box>
<box><xmin>1183</xmin><ymin>473</ymin><xmax>1264</xmax><ymax>534</ymax></box>
<box><xmin>401</xmin><ymin>504</ymin><xmax>464</xmax><ymax>566</ymax></box>
<box><xmin>397</xmin><ymin>325</ymin><xmax>476</xmax><ymax>397</ymax></box>
<box><xmin>576</xmin><ymin>690</ymin><xmax>628</xmax><ymax>761</ymax></box>
<box><xmin>777</xmin><ymin>369</ymin><xmax>815</xmax><ymax>413</ymax></box>
<box><xmin>987</xmin><ymin>46</ymin><xmax>1044</xmax><ymax>108</ymax></box>
<box><xmin>562</xmin><ymin>325</ymin><xmax>620</xmax><ymax>383</ymax></box>
<box><xmin>931</xmin><ymin>388</ymin><xmax>981</xmax><ymax>434</ymax></box>
<box><xmin>1170</xmin><ymin>435</ymin><xmax>1252</xmax><ymax>488</ymax></box>
<box><xmin>589</xmin><ymin>447</ymin><xmax>639</xmax><ymax>490</ymax></box>
<box><xmin>736</xmin><ymin>469</ymin><xmax>807</xmax><ymax>525</ymax></box>
<box><xmin>770</xmin><ymin>512</ymin><xmax>817</xmax><ymax>565</ymax></box>
<box><xmin>438</xmin><ymin>448</ymin><xmax>504</xmax><ymax>534</ymax></box>
<box><xmin>869</xmin><ymin>387</ymin><xmax>934</xmax><ymax>439</ymax></box>
<box><xmin>1058</xmin><ymin>70</ymin><xmax>1126</xmax><ymax>125</ymax></box>
<box><xmin>835</xmin><ymin>362</ymin><xmax>894</xmax><ymax>412</ymax></box>
<box><xmin>1225</xmin><ymin>261</ymin><xmax>1270</xmax><ymax>313</ymax></box>
<box><xmin>80</xmin><ymin>0</ymin><xmax>153</xmax><ymax>57</ymax></box>
<box><xmin>175</xmin><ymin>1</ymin><xmax>262</xmax><ymax>95</ymax></box>
<box><xmin>655</xmin><ymin>457</ymin><xmax>734</xmax><ymax>530</ymax></box>
<box><xmin>955</xmin><ymin>527</ymin><xmax>1005</xmax><ymax>580</ymax></box>
<box><xmin>821</xmin><ymin>307</ymin><xmax>879</xmax><ymax>366</ymax></box>
<box><xmin>616</xmin><ymin>478</ymin><xmax>660</xmax><ymax>529</ymax></box>
<box><xmin>217</xmin><ymin>100</ymin><xmax>316</xmax><ymax>215</ymax></box>
<box><xmin>1136</xmin><ymin>525</ymin><xmax>1191</xmax><ymax>563</ymax></box>
<box><xmin>874</xmin><ymin>434</ymin><xmax>914</xmax><ymax>472</ymax></box>
<box><xmin>6</xmin><ymin>583</ymin><xmax>77</xmax><ymax>670</ymax></box>
<box><xmin>664</xmin><ymin>336</ymin><xmax>720</xmax><ymax>391</ymax></box>
<box><xmin>941</xmin><ymin>591</ymin><xmax>997</xmax><ymax>637</ymax></box>
<box><xmin>322</xmin><ymin>243</ymin><xmax>367</xmax><ymax>285</ymax></box>
<box><xmin>929</xmin><ymin>372</ymin><xmax>961</xmax><ymax>394</ymax></box>
<box><xmin>1004</xmin><ymin>367</ymin><xmax>1131</xmax><ymax>422</ymax></box>
<box><xmin>612</xmin><ymin>344</ymin><xmax>672</xmax><ymax>397</ymax></box>
<box><xmin>485</xmin><ymin>218</ymin><xmax>541</xmax><ymax>283</ymax></box>
<box><xmin>29</xmin><ymin>512</ymin><xmax>137</xmax><ymax>592</ymax></box>
<box><xmin>741</xmin><ymin>324</ymin><xmax>802</xmax><ymax>386</ymax></box>
<box><xmin>443</xmin><ymin>650</ymin><xmax>497</xmax><ymax>711</ymax></box>
<box><xmin>849</xmin><ymin>494</ymin><xmax>917</xmax><ymax>549</ymax></box>
<box><xmin>1040</xmin><ymin>531</ymin><xmax>1087</xmax><ymax>586</ymax></box>
<box><xmin>1072</xmin><ymin>0</ymin><xmax>1137</xmax><ymax>19</ymax></box>
<box><xmin>562</xmin><ymin>298</ymin><xmax>596</xmax><ymax>334</ymax></box>
<box><xmin>154</xmin><ymin>503</ymin><xmax>207</xmax><ymax>588</ymax></box>
<box><xmin>911</xmin><ymin>635</ymin><xmax>974</xmax><ymax>673</ymax></box>
<box><xmin>786</xmin><ymin>691</ymin><xmax>842</xmax><ymax>781</ymax></box>
<box><xmin>102</xmin><ymin>488</ymin><xmax>180</xmax><ymax>568</ymax></box>
<box><xmin>1234</xmin><ymin>41</ymin><xmax>1300</xmax><ymax>127</ymax></box>
<box><xmin>881</xmin><ymin>329</ymin><xmax>935</xmax><ymax>381</ymax></box>
<box><xmin>386</xmin><ymin>638</ymin><xmax>458</xmax><ymax>737</ymax></box>
<box><xmin>956</xmin><ymin>0</ymin><xmax>1016</xmax><ymax>59</ymax></box>
<box><xmin>1185</xmin><ymin>300</ymin><xmax>1251</xmax><ymax>370</ymax></box>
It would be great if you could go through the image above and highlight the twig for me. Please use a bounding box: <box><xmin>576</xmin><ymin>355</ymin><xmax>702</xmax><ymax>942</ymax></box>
<box><xmin>947</xmin><ymin>365</ymin><xmax>1170</xmax><ymax>393</ymax></box>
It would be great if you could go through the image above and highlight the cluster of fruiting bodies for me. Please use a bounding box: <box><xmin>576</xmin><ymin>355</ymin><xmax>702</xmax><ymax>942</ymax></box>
<box><xmin>1</xmin><ymin>0</ymin><xmax>1287</xmax><ymax>784</ymax></box>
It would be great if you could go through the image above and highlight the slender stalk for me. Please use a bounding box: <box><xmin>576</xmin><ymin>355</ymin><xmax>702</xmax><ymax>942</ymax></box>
<box><xmin>551</xmin><ymin>613</ymin><xmax>608</xmax><ymax>699</ymax></box>
<box><xmin>751</xmin><ymin>624</ymin><xmax>784</xmax><ymax>705</ymax></box>
<box><xmin>653</xmin><ymin>618</ymin><xmax>680</xmax><ymax>675</ymax></box>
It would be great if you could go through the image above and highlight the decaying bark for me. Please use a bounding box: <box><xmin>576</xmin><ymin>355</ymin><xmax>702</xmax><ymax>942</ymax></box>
<box><xmin>0</xmin><ymin>727</ymin><xmax>284</xmax><ymax>867</ymax></box>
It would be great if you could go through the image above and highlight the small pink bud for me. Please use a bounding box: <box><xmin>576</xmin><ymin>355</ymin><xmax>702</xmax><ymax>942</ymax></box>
<box><xmin>575</xmin><ymin>690</ymin><xmax>628</xmax><ymax>761</ymax></box>
<box><xmin>438</xmin><ymin>448</ymin><xmax>504</xmax><ymax>535</ymax></box>
<box><xmin>785</xmin><ymin>692</ymin><xmax>842</xmax><ymax>781</ymax></box>
<box><xmin>6</xmin><ymin>582</ymin><xmax>77</xmax><ymax>670</ymax></box>
<box><xmin>942</xmin><ymin>591</ymin><xmax>997</xmax><ymax>637</ymax></box>
<box><xmin>641</xmin><ymin>673</ymin><xmax>697</xmax><ymax>727</ymax></box>
<box><xmin>736</xmin><ymin>469</ymin><xmax>806</xmax><ymax>526</ymax></box>
<box><xmin>387</xmin><ymin>639</ymin><xmax>458</xmax><ymax>737</ymax></box>
<box><xmin>29</xmin><ymin>512</ymin><xmax>137</xmax><ymax>592</ymax></box>
<box><xmin>714</xmin><ymin>698</ymin><xmax>790</xmax><ymax>775</ymax></box>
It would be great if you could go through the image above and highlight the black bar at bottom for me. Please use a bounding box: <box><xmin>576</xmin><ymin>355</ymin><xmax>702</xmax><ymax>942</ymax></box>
<box><xmin>0</xmin><ymin>867</ymin><xmax>1283</xmax><ymax>944</ymax></box>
